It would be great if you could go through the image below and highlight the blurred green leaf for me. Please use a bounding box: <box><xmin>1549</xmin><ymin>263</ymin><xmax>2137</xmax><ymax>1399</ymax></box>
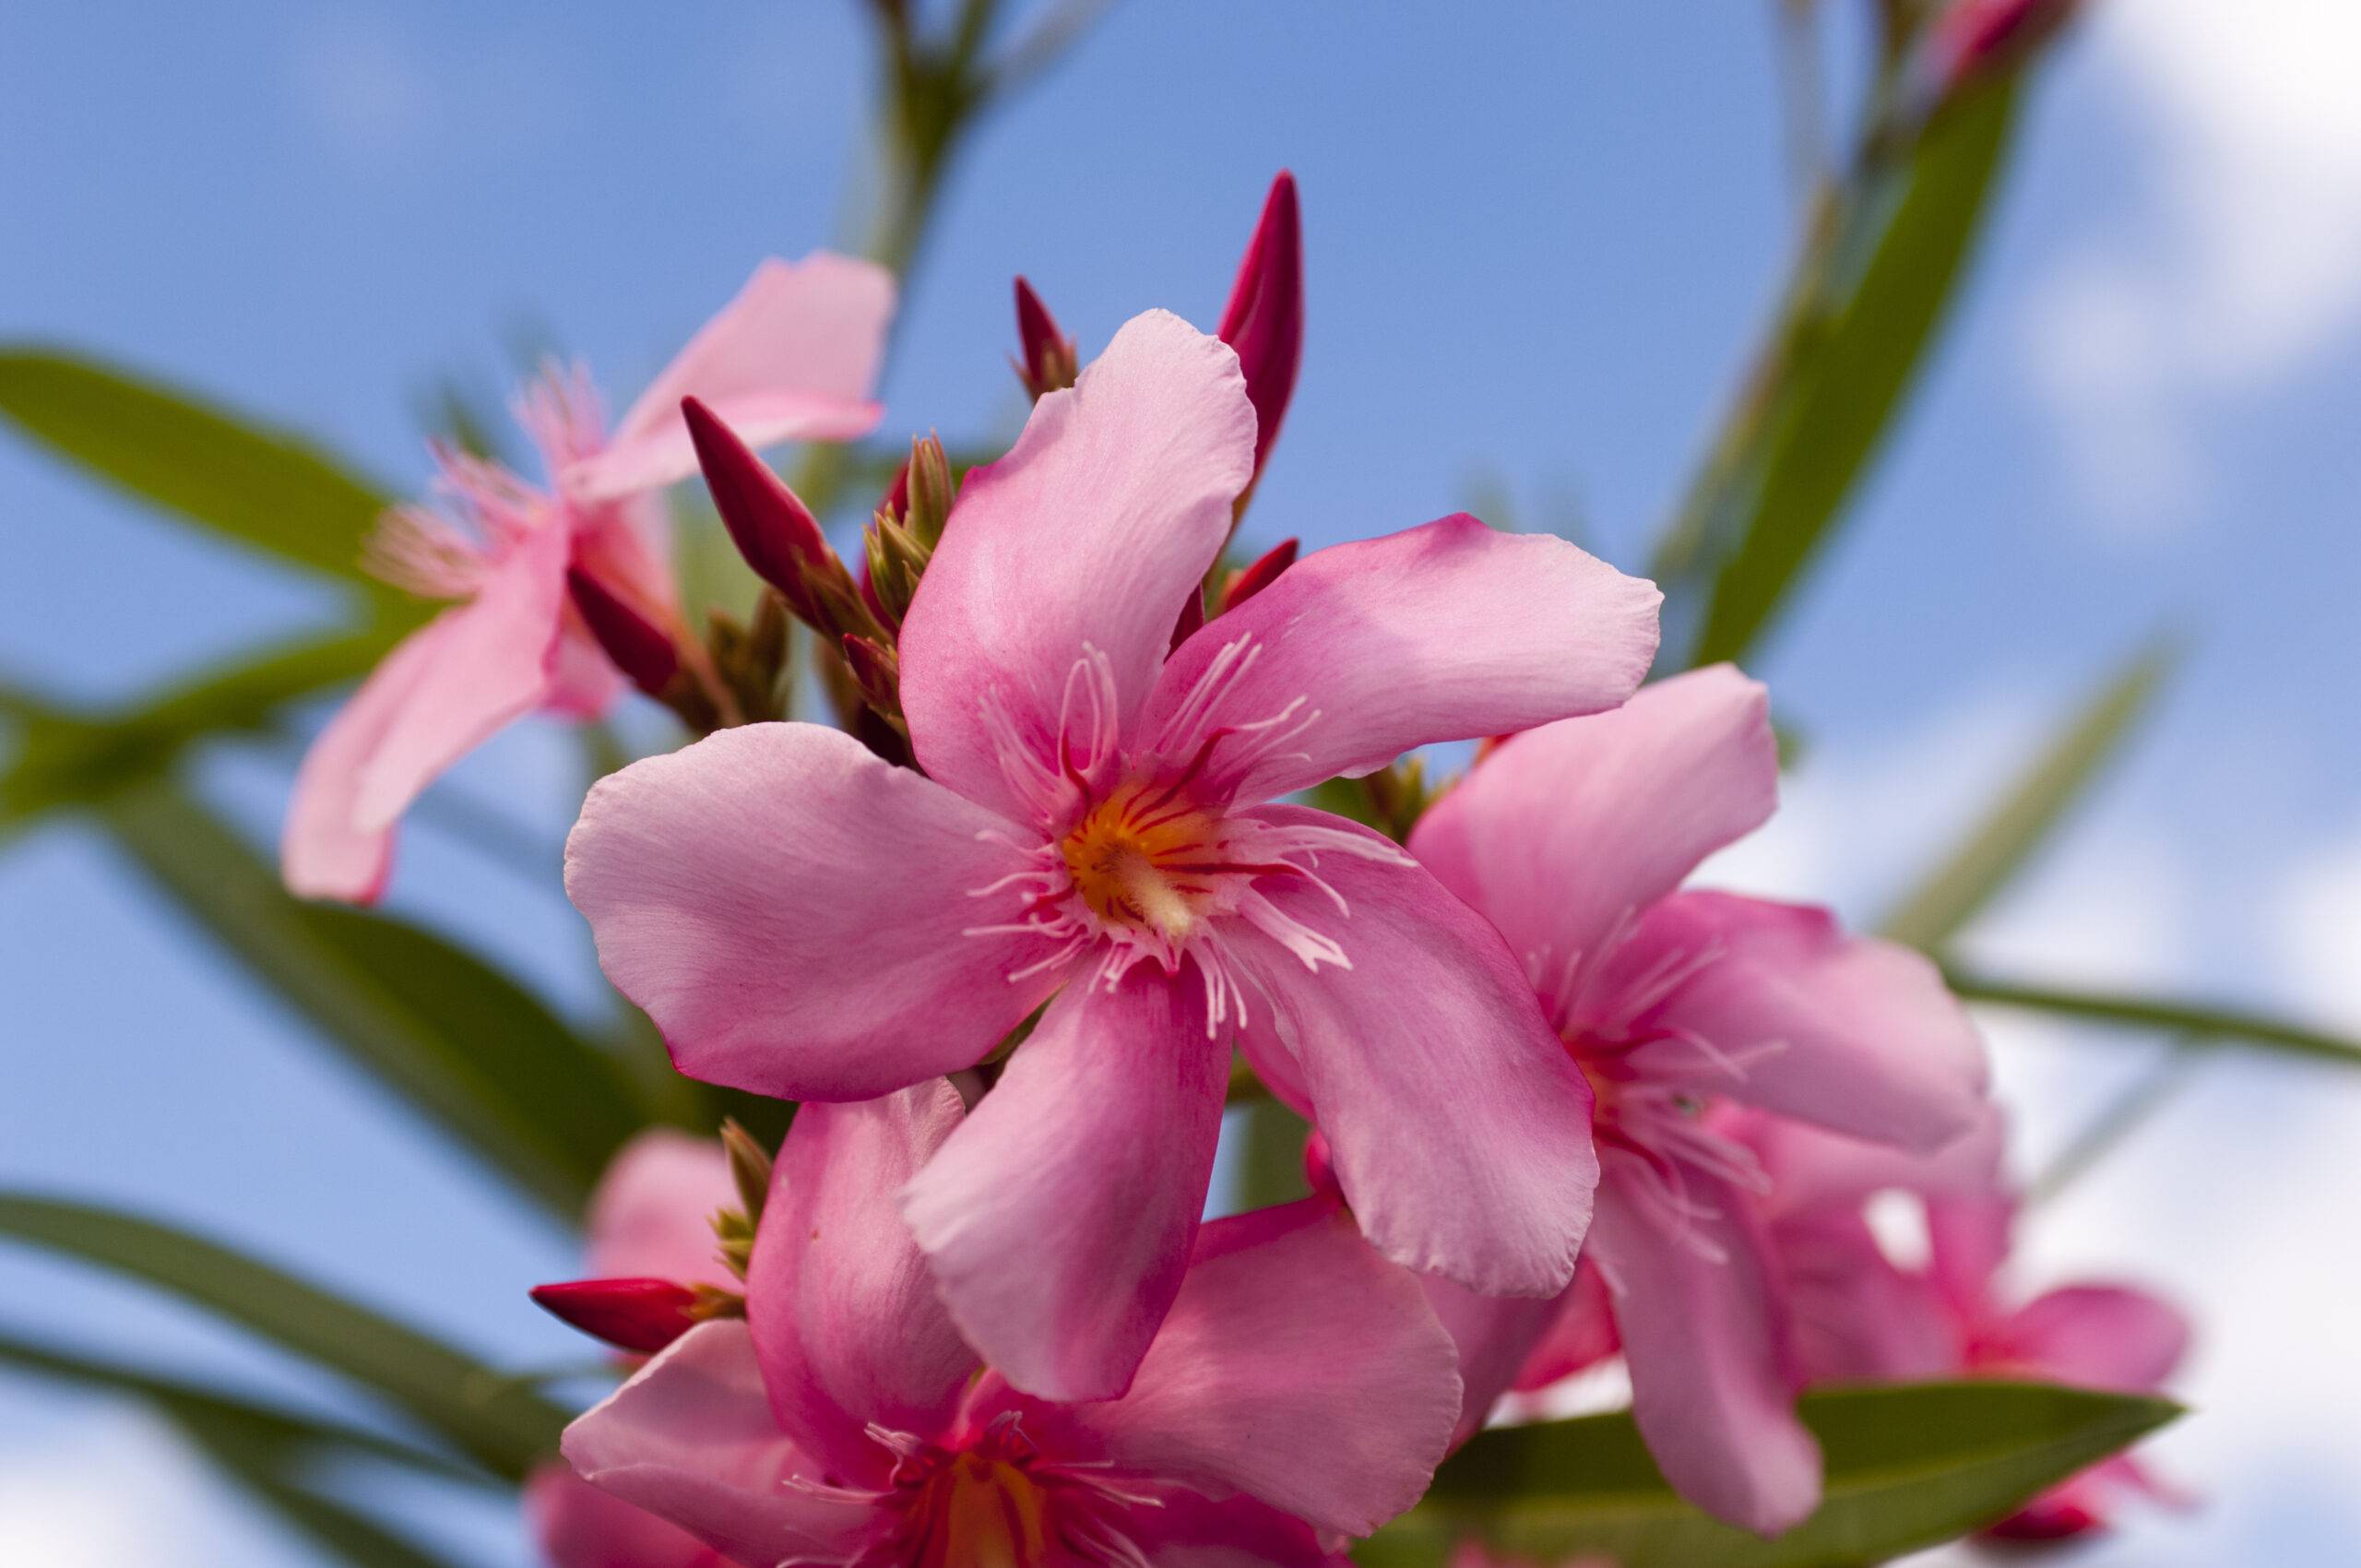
<box><xmin>0</xmin><ymin>1193</ymin><xmax>565</xmax><ymax>1479</ymax></box>
<box><xmin>0</xmin><ymin>1330</ymin><xmax>487</xmax><ymax>1485</ymax></box>
<box><xmin>100</xmin><ymin>784</ymin><xmax>650</xmax><ymax>1215</ymax></box>
<box><xmin>0</xmin><ymin>347</ymin><xmax>397</xmax><ymax>584</ymax></box>
<box><xmin>1679</xmin><ymin>84</ymin><xmax>2018</xmax><ymax>669</ymax></box>
<box><xmin>1946</xmin><ymin>969</ymin><xmax>2361</xmax><ymax>1070</ymax></box>
<box><xmin>1358</xmin><ymin>1381</ymin><xmax>2178</xmax><ymax>1567</ymax></box>
<box><xmin>1880</xmin><ymin>636</ymin><xmax>2179</xmax><ymax>950</ymax></box>
<box><xmin>0</xmin><ymin>620</ymin><xmax>421</xmax><ymax>829</ymax></box>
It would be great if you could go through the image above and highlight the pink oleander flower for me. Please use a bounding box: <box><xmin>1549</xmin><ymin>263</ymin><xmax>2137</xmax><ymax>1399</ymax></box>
<box><xmin>561</xmin><ymin>1082</ymin><xmax>1460</xmax><ymax>1568</ymax></box>
<box><xmin>532</xmin><ymin>1129</ymin><xmax>745</xmax><ymax>1355</ymax></box>
<box><xmin>1749</xmin><ymin>1115</ymin><xmax>2190</xmax><ymax>1544</ymax></box>
<box><xmin>283</xmin><ymin>253</ymin><xmax>895</xmax><ymax>904</ymax></box>
<box><xmin>1406</xmin><ymin>666</ymin><xmax>1989</xmax><ymax>1534</ymax></box>
<box><xmin>566</xmin><ymin>309</ymin><xmax>1661</xmax><ymax>1401</ymax></box>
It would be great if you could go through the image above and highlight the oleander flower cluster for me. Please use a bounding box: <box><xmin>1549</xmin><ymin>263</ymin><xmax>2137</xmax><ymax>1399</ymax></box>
<box><xmin>282</xmin><ymin>173</ymin><xmax>2182</xmax><ymax>1567</ymax></box>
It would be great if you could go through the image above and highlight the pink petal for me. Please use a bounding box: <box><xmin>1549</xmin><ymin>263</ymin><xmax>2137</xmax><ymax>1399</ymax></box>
<box><xmin>1738</xmin><ymin>1105</ymin><xmax>2007</xmax><ymax>1222</ymax></box>
<box><xmin>1146</xmin><ymin>514</ymin><xmax>1661</xmax><ymax>805</ymax></box>
<box><xmin>1591</xmin><ymin>1165</ymin><xmax>1822</xmax><ymax>1536</ymax></box>
<box><xmin>1421</xmin><ymin>1276</ymin><xmax>1568</xmax><ymax>1446</ymax></box>
<box><xmin>564</xmin><ymin>721</ymin><xmax>1065</xmax><ymax>1101</ymax></box>
<box><xmin>1408</xmin><ymin>665</ymin><xmax>1774</xmax><ymax>1007</ymax></box>
<box><xmin>901</xmin><ymin>967</ymin><xmax>1228</xmax><ymax>1403</ymax></box>
<box><xmin>2007</xmin><ymin>1284</ymin><xmax>2189</xmax><ymax>1392</ymax></box>
<box><xmin>561</xmin><ymin>1321</ymin><xmax>878</xmax><ymax>1566</ymax></box>
<box><xmin>281</xmin><ymin>612</ymin><xmax>454</xmax><ymax>903</ymax></box>
<box><xmin>1066</xmin><ymin>1198</ymin><xmax>1460</xmax><ymax>1538</ymax></box>
<box><xmin>586</xmin><ymin>1130</ymin><xmax>741</xmax><ymax>1288</ymax></box>
<box><xmin>897</xmin><ymin>310</ymin><xmax>1255</xmax><ymax>824</ymax></box>
<box><xmin>1121</xmin><ymin>1491</ymin><xmax>1340</xmax><ymax>1568</ymax></box>
<box><xmin>527</xmin><ymin>1462</ymin><xmax>728</xmax><ymax>1568</ymax></box>
<box><xmin>1927</xmin><ymin>1192</ymin><xmax>2016</xmax><ymax>1316</ymax></box>
<box><xmin>1633</xmin><ymin>892</ymin><xmax>1988</xmax><ymax>1153</ymax></box>
<box><xmin>1225</xmin><ymin>808</ymin><xmax>1598</xmax><ymax>1297</ymax></box>
<box><xmin>748</xmin><ymin>1083</ymin><xmax>978</xmax><ymax>1487</ymax></box>
<box><xmin>351</xmin><ymin>517</ymin><xmax>573</xmax><ymax>832</ymax></box>
<box><xmin>1769</xmin><ymin>1207</ymin><xmax>1959</xmax><ymax>1384</ymax></box>
<box><xmin>568</xmin><ymin>254</ymin><xmax>894</xmax><ymax>501</ymax></box>
<box><xmin>1510</xmin><ymin>1259</ymin><xmax>1620</xmax><ymax>1393</ymax></box>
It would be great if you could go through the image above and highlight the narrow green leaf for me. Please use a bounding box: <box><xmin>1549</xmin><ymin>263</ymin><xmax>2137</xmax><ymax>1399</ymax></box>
<box><xmin>1945</xmin><ymin>969</ymin><xmax>2361</xmax><ymax>1069</ymax></box>
<box><xmin>0</xmin><ymin>347</ymin><xmax>396</xmax><ymax>582</ymax></box>
<box><xmin>0</xmin><ymin>619</ymin><xmax>421</xmax><ymax>828</ymax></box>
<box><xmin>0</xmin><ymin>1330</ymin><xmax>489</xmax><ymax>1485</ymax></box>
<box><xmin>100</xmin><ymin>783</ymin><xmax>648</xmax><ymax>1215</ymax></box>
<box><xmin>0</xmin><ymin>1193</ymin><xmax>565</xmax><ymax>1479</ymax></box>
<box><xmin>1684</xmin><ymin>84</ymin><xmax>2019</xmax><ymax>668</ymax></box>
<box><xmin>1358</xmin><ymin>1381</ymin><xmax>2178</xmax><ymax>1568</ymax></box>
<box><xmin>1880</xmin><ymin>636</ymin><xmax>2179</xmax><ymax>950</ymax></box>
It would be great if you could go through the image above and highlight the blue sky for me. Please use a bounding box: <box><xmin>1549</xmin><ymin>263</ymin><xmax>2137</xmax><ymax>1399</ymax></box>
<box><xmin>3</xmin><ymin>3</ymin><xmax>2357</xmax><ymax>1563</ymax></box>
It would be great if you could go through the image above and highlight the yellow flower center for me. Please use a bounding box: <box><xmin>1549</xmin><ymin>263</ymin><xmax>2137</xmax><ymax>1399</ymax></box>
<box><xmin>1059</xmin><ymin>783</ymin><xmax>1226</xmax><ymax>945</ymax></box>
<box><xmin>913</xmin><ymin>1453</ymin><xmax>1053</xmax><ymax>1568</ymax></box>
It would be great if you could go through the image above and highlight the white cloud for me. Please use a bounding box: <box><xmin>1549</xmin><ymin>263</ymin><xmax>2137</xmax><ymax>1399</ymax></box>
<box><xmin>2273</xmin><ymin>821</ymin><xmax>2361</xmax><ymax>1032</ymax></box>
<box><xmin>0</xmin><ymin>1399</ymin><xmax>304</xmax><ymax>1568</ymax></box>
<box><xmin>2026</xmin><ymin>0</ymin><xmax>2361</xmax><ymax>526</ymax></box>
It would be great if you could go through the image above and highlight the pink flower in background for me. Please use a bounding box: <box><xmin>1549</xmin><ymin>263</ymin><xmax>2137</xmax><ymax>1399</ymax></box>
<box><xmin>1407</xmin><ymin>666</ymin><xmax>1988</xmax><ymax>1534</ymax></box>
<box><xmin>561</xmin><ymin>1082</ymin><xmax>1459</xmax><ymax>1567</ymax></box>
<box><xmin>531</xmin><ymin>1129</ymin><xmax>743</xmax><ymax>1356</ymax></box>
<box><xmin>282</xmin><ymin>254</ymin><xmax>894</xmax><ymax>904</ymax></box>
<box><xmin>567</xmin><ymin>308</ymin><xmax>1660</xmax><ymax>1401</ymax></box>
<box><xmin>1750</xmin><ymin>1116</ymin><xmax>2190</xmax><ymax>1544</ymax></box>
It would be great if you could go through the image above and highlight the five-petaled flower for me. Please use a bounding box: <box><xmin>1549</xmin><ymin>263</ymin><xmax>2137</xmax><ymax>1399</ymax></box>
<box><xmin>283</xmin><ymin>253</ymin><xmax>894</xmax><ymax>904</ymax></box>
<box><xmin>562</xmin><ymin>1082</ymin><xmax>1458</xmax><ymax>1568</ymax></box>
<box><xmin>564</xmin><ymin>307</ymin><xmax>1662</xmax><ymax>1403</ymax></box>
<box><xmin>1406</xmin><ymin>666</ymin><xmax>1990</xmax><ymax>1534</ymax></box>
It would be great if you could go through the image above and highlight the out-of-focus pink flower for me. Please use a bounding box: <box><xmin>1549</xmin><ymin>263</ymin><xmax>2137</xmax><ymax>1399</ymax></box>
<box><xmin>1927</xmin><ymin>0</ymin><xmax>2079</xmax><ymax>91</ymax></box>
<box><xmin>1749</xmin><ymin>1115</ymin><xmax>2190</xmax><ymax>1544</ymax></box>
<box><xmin>529</xmin><ymin>1462</ymin><xmax>729</xmax><ymax>1568</ymax></box>
<box><xmin>561</xmin><ymin>1083</ymin><xmax>1459</xmax><ymax>1567</ymax></box>
<box><xmin>1219</xmin><ymin>171</ymin><xmax>1304</xmax><ymax>484</ymax></box>
<box><xmin>566</xmin><ymin>309</ymin><xmax>1660</xmax><ymax>1402</ymax></box>
<box><xmin>531</xmin><ymin>1130</ymin><xmax>743</xmax><ymax>1356</ymax></box>
<box><xmin>282</xmin><ymin>254</ymin><xmax>894</xmax><ymax>904</ymax></box>
<box><xmin>1407</xmin><ymin>667</ymin><xmax>1988</xmax><ymax>1535</ymax></box>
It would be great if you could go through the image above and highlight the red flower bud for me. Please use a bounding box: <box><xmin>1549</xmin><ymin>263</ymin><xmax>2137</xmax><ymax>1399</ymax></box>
<box><xmin>1929</xmin><ymin>0</ymin><xmax>2078</xmax><ymax>90</ymax></box>
<box><xmin>1217</xmin><ymin>537</ymin><xmax>1298</xmax><ymax>616</ymax></box>
<box><xmin>1013</xmin><ymin>276</ymin><xmax>1079</xmax><ymax>399</ymax></box>
<box><xmin>566</xmin><ymin>567</ymin><xmax>678</xmax><ymax>698</ymax></box>
<box><xmin>529</xmin><ymin>1277</ymin><xmax>701</xmax><ymax>1355</ymax></box>
<box><xmin>682</xmin><ymin>395</ymin><xmax>831</xmax><ymax>623</ymax></box>
<box><xmin>1217</xmin><ymin>172</ymin><xmax>1304</xmax><ymax>479</ymax></box>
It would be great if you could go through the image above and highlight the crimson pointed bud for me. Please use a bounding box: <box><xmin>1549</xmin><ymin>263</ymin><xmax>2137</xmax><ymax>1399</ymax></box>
<box><xmin>682</xmin><ymin>395</ymin><xmax>832</xmax><ymax>623</ymax></box>
<box><xmin>530</xmin><ymin>1277</ymin><xmax>701</xmax><ymax>1355</ymax></box>
<box><xmin>1217</xmin><ymin>537</ymin><xmax>1298</xmax><ymax>616</ymax></box>
<box><xmin>566</xmin><ymin>567</ymin><xmax>678</xmax><ymax>698</ymax></box>
<box><xmin>1928</xmin><ymin>0</ymin><xmax>2078</xmax><ymax>92</ymax></box>
<box><xmin>1013</xmin><ymin>276</ymin><xmax>1080</xmax><ymax>401</ymax></box>
<box><xmin>1218</xmin><ymin>172</ymin><xmax>1304</xmax><ymax>479</ymax></box>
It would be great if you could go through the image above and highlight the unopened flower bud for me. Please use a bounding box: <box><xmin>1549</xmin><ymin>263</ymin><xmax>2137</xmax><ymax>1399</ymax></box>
<box><xmin>1218</xmin><ymin>172</ymin><xmax>1304</xmax><ymax>482</ymax></box>
<box><xmin>903</xmin><ymin>433</ymin><xmax>955</xmax><ymax>551</ymax></box>
<box><xmin>1928</xmin><ymin>0</ymin><xmax>2078</xmax><ymax>93</ymax></box>
<box><xmin>1217</xmin><ymin>537</ymin><xmax>1298</xmax><ymax>616</ymax></box>
<box><xmin>863</xmin><ymin>510</ymin><xmax>932</xmax><ymax>630</ymax></box>
<box><xmin>682</xmin><ymin>395</ymin><xmax>836</xmax><ymax>624</ymax></box>
<box><xmin>718</xmin><ymin>1118</ymin><xmax>773</xmax><ymax>1222</ymax></box>
<box><xmin>529</xmin><ymin>1277</ymin><xmax>701</xmax><ymax>1355</ymax></box>
<box><xmin>1013</xmin><ymin>276</ymin><xmax>1079</xmax><ymax>401</ymax></box>
<box><xmin>566</xmin><ymin>567</ymin><xmax>679</xmax><ymax>698</ymax></box>
<box><xmin>841</xmin><ymin>634</ymin><xmax>906</xmax><ymax>733</ymax></box>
